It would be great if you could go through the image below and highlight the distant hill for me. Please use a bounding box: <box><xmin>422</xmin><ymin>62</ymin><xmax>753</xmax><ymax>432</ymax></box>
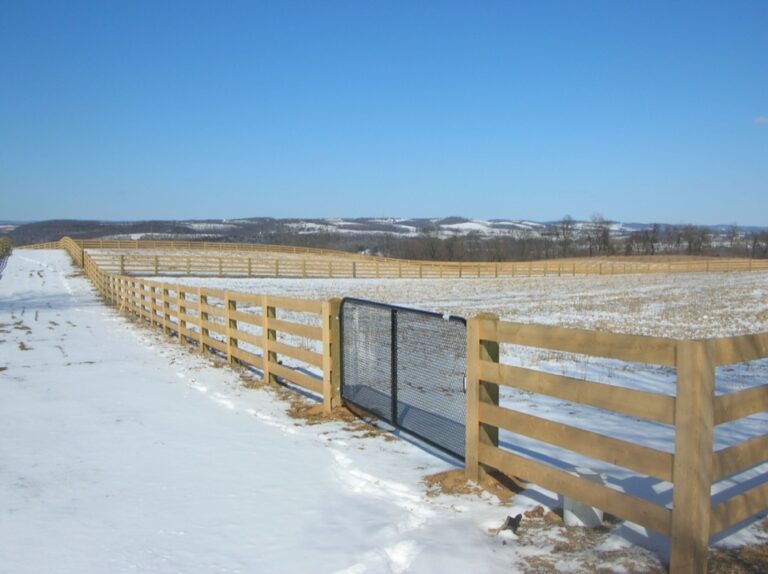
<box><xmin>5</xmin><ymin>216</ymin><xmax>767</xmax><ymax>260</ymax></box>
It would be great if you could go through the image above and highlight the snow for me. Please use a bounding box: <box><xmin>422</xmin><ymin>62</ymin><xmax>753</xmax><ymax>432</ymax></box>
<box><xmin>3</xmin><ymin>251</ymin><xmax>766</xmax><ymax>572</ymax></box>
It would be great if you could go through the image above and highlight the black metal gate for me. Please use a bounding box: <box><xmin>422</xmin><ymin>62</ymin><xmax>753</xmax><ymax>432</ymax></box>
<box><xmin>340</xmin><ymin>298</ymin><xmax>467</xmax><ymax>459</ymax></box>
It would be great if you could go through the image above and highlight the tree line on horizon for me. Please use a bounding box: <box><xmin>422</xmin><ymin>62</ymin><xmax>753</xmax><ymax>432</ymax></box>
<box><xmin>267</xmin><ymin>216</ymin><xmax>768</xmax><ymax>262</ymax></box>
<box><xmin>4</xmin><ymin>216</ymin><xmax>768</xmax><ymax>262</ymax></box>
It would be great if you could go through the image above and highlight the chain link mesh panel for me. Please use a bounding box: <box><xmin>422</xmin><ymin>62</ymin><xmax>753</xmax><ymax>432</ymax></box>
<box><xmin>340</xmin><ymin>298</ymin><xmax>467</xmax><ymax>459</ymax></box>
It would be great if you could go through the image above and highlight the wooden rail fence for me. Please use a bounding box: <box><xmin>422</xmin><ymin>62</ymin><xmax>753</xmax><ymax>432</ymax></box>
<box><xmin>84</xmin><ymin>251</ymin><xmax>342</xmax><ymax>412</ymax></box>
<box><xmin>18</xmin><ymin>235</ymin><xmax>768</xmax><ymax>572</ymax></box>
<box><xmin>466</xmin><ymin>316</ymin><xmax>768</xmax><ymax>573</ymax></box>
<box><xmin>20</xmin><ymin>236</ymin><xmax>768</xmax><ymax>278</ymax></box>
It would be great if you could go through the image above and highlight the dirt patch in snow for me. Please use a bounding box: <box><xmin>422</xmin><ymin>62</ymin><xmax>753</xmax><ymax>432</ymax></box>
<box><xmin>709</xmin><ymin>544</ymin><xmax>768</xmax><ymax>573</ymax></box>
<box><xmin>281</xmin><ymin>392</ymin><xmax>397</xmax><ymax>441</ymax></box>
<box><xmin>507</xmin><ymin>505</ymin><xmax>768</xmax><ymax>573</ymax></box>
<box><xmin>423</xmin><ymin>469</ymin><xmax>523</xmax><ymax>504</ymax></box>
<box><xmin>506</xmin><ymin>505</ymin><xmax>667</xmax><ymax>573</ymax></box>
<box><xmin>709</xmin><ymin>519</ymin><xmax>768</xmax><ymax>573</ymax></box>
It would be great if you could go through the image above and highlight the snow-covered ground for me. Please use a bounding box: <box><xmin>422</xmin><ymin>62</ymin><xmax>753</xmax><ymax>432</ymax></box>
<box><xmin>2</xmin><ymin>251</ymin><xmax>766</xmax><ymax>573</ymax></box>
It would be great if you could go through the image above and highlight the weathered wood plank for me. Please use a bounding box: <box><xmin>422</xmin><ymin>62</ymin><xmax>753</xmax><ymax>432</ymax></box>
<box><xmin>479</xmin><ymin>360</ymin><xmax>675</xmax><ymax>425</ymax></box>
<box><xmin>269</xmin><ymin>362</ymin><xmax>323</xmax><ymax>394</ymax></box>
<box><xmin>479</xmin><ymin>319</ymin><xmax>677</xmax><ymax>367</ymax></box>
<box><xmin>710</xmin><ymin>482</ymin><xmax>768</xmax><ymax>535</ymax></box>
<box><xmin>712</xmin><ymin>434</ymin><xmax>768</xmax><ymax>481</ymax></box>
<box><xmin>229</xmin><ymin>346</ymin><xmax>264</xmax><ymax>369</ymax></box>
<box><xmin>269</xmin><ymin>340</ymin><xmax>323</xmax><ymax>368</ymax></box>
<box><xmin>229</xmin><ymin>327</ymin><xmax>263</xmax><ymax>349</ymax></box>
<box><xmin>479</xmin><ymin>402</ymin><xmax>674</xmax><ymax>481</ymax></box>
<box><xmin>711</xmin><ymin>332</ymin><xmax>768</xmax><ymax>366</ymax></box>
<box><xmin>714</xmin><ymin>385</ymin><xmax>768</xmax><ymax>425</ymax></box>
<box><xmin>227</xmin><ymin>309</ymin><xmax>262</xmax><ymax>325</ymax></box>
<box><xmin>265</xmin><ymin>295</ymin><xmax>323</xmax><ymax>314</ymax></box>
<box><xmin>202</xmin><ymin>335</ymin><xmax>228</xmax><ymax>354</ymax></box>
<box><xmin>268</xmin><ymin>318</ymin><xmax>322</xmax><ymax>341</ymax></box>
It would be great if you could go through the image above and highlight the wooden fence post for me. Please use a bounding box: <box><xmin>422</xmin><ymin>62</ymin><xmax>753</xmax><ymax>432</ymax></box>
<box><xmin>226</xmin><ymin>292</ymin><xmax>237</xmax><ymax>365</ymax></box>
<box><xmin>149</xmin><ymin>285</ymin><xmax>157</xmax><ymax>327</ymax></box>
<box><xmin>670</xmin><ymin>340</ymin><xmax>715</xmax><ymax>573</ymax></box>
<box><xmin>197</xmin><ymin>288</ymin><xmax>207</xmax><ymax>353</ymax></box>
<box><xmin>261</xmin><ymin>295</ymin><xmax>277</xmax><ymax>386</ymax></box>
<box><xmin>162</xmin><ymin>285</ymin><xmax>171</xmax><ymax>336</ymax></box>
<box><xmin>466</xmin><ymin>313</ymin><xmax>500</xmax><ymax>483</ymax></box>
<box><xmin>154</xmin><ymin>255</ymin><xmax>159</xmax><ymax>275</ymax></box>
<box><xmin>322</xmin><ymin>298</ymin><xmax>342</xmax><ymax>413</ymax></box>
<box><xmin>119</xmin><ymin>255</ymin><xmax>125</xmax><ymax>275</ymax></box>
<box><xmin>178</xmin><ymin>290</ymin><xmax>186</xmax><ymax>343</ymax></box>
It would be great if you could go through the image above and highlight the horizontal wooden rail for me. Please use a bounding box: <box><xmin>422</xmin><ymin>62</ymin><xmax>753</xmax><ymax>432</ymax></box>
<box><xmin>270</xmin><ymin>362</ymin><xmax>323</xmax><ymax>394</ymax></box>
<box><xmin>266</xmin><ymin>295</ymin><xmax>324</xmax><ymax>314</ymax></box>
<box><xmin>269</xmin><ymin>340</ymin><xmax>323</xmax><ymax>368</ymax></box>
<box><xmin>229</xmin><ymin>327</ymin><xmax>263</xmax><ymax>348</ymax></box>
<box><xmin>711</xmin><ymin>332</ymin><xmax>768</xmax><ymax>366</ymax></box>
<box><xmin>714</xmin><ymin>385</ymin><xmax>768</xmax><ymax>425</ymax></box>
<box><xmin>478</xmin><ymin>360</ymin><xmax>675</xmax><ymax>425</ymax></box>
<box><xmin>479</xmin><ymin>402</ymin><xmax>674</xmax><ymax>481</ymax></box>
<box><xmin>709</xmin><ymin>482</ymin><xmax>768</xmax><ymax>535</ymax></box>
<box><xmin>478</xmin><ymin>318</ymin><xmax>678</xmax><ymax>367</ymax></box>
<box><xmin>230</xmin><ymin>346</ymin><xmax>264</xmax><ymax>368</ymax></box>
<box><xmin>712</xmin><ymin>434</ymin><xmax>768</xmax><ymax>481</ymax></box>
<box><xmin>267</xmin><ymin>318</ymin><xmax>322</xmax><ymax>341</ymax></box>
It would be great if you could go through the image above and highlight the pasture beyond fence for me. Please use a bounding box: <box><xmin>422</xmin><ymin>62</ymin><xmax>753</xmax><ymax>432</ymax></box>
<box><xmin>21</xmin><ymin>236</ymin><xmax>768</xmax><ymax>278</ymax></box>
<box><xmin>18</xmin><ymin>237</ymin><xmax>768</xmax><ymax>573</ymax></box>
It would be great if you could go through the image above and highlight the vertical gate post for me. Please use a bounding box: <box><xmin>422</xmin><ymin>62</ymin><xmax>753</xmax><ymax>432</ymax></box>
<box><xmin>391</xmin><ymin>309</ymin><xmax>399</xmax><ymax>423</ymax></box>
<box><xmin>670</xmin><ymin>340</ymin><xmax>715</xmax><ymax>573</ymax></box>
<box><xmin>466</xmin><ymin>313</ymin><xmax>500</xmax><ymax>483</ymax></box>
<box><xmin>322</xmin><ymin>298</ymin><xmax>342</xmax><ymax>413</ymax></box>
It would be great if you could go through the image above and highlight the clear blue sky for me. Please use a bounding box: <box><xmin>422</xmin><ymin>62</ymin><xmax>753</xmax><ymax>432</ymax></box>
<box><xmin>1</xmin><ymin>1</ymin><xmax>766</xmax><ymax>225</ymax></box>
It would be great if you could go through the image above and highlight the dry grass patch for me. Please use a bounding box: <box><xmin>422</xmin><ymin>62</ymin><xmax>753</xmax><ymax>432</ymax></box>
<box><xmin>423</xmin><ymin>469</ymin><xmax>523</xmax><ymax>503</ymax></box>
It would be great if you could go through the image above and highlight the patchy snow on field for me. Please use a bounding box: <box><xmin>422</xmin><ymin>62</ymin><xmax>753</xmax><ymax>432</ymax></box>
<box><xmin>154</xmin><ymin>271</ymin><xmax>768</xmax><ymax>339</ymax></box>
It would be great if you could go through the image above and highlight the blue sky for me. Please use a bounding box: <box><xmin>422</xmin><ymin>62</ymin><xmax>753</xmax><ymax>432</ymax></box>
<box><xmin>1</xmin><ymin>1</ymin><xmax>766</xmax><ymax>224</ymax></box>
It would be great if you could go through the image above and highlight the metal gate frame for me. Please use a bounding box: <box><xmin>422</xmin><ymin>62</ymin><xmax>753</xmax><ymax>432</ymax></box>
<box><xmin>339</xmin><ymin>297</ymin><xmax>467</xmax><ymax>460</ymax></box>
